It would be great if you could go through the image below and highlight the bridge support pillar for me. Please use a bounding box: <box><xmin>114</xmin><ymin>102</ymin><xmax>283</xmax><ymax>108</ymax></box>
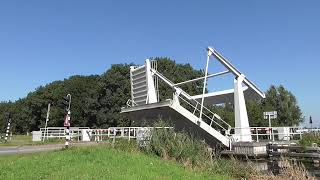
<box><xmin>145</xmin><ymin>59</ymin><xmax>158</xmax><ymax>104</ymax></box>
<box><xmin>233</xmin><ymin>74</ymin><xmax>252</xmax><ymax>142</ymax></box>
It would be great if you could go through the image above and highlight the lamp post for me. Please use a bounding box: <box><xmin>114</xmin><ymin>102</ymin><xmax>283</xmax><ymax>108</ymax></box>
<box><xmin>264</xmin><ymin>111</ymin><xmax>277</xmax><ymax>140</ymax></box>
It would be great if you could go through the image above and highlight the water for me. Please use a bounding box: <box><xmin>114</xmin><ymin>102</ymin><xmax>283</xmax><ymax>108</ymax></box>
<box><xmin>251</xmin><ymin>159</ymin><xmax>320</xmax><ymax>178</ymax></box>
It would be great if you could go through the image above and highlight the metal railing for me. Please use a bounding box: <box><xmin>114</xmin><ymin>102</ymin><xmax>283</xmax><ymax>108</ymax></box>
<box><xmin>178</xmin><ymin>94</ymin><xmax>231</xmax><ymax>135</ymax></box>
<box><xmin>40</xmin><ymin>127</ymin><xmax>89</xmax><ymax>141</ymax></box>
<box><xmin>92</xmin><ymin>127</ymin><xmax>172</xmax><ymax>142</ymax></box>
<box><xmin>231</xmin><ymin>127</ymin><xmax>307</xmax><ymax>142</ymax></box>
<box><xmin>40</xmin><ymin>127</ymin><xmax>172</xmax><ymax>142</ymax></box>
<box><xmin>151</xmin><ymin>68</ymin><xmax>231</xmax><ymax>135</ymax></box>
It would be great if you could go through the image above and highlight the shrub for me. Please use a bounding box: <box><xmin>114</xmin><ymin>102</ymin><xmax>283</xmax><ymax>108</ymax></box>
<box><xmin>146</xmin><ymin>121</ymin><xmax>211</xmax><ymax>167</ymax></box>
<box><xmin>299</xmin><ymin>132</ymin><xmax>320</xmax><ymax>147</ymax></box>
<box><xmin>249</xmin><ymin>158</ymin><xmax>315</xmax><ymax>180</ymax></box>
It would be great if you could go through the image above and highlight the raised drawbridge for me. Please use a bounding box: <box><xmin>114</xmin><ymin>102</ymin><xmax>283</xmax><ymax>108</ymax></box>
<box><xmin>121</xmin><ymin>47</ymin><xmax>265</xmax><ymax>148</ymax></box>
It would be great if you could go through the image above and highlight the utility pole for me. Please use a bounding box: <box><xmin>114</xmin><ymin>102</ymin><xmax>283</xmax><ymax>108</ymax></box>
<box><xmin>4</xmin><ymin>114</ymin><xmax>12</xmax><ymax>143</ymax></box>
<box><xmin>63</xmin><ymin>94</ymin><xmax>72</xmax><ymax>148</ymax></box>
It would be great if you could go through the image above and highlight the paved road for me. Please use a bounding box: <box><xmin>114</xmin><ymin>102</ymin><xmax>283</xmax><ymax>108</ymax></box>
<box><xmin>0</xmin><ymin>142</ymin><xmax>99</xmax><ymax>155</ymax></box>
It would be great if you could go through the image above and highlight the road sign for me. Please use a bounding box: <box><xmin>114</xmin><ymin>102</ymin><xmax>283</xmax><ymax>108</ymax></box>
<box><xmin>64</xmin><ymin>114</ymin><xmax>70</xmax><ymax>127</ymax></box>
<box><xmin>264</xmin><ymin>111</ymin><xmax>277</xmax><ymax>119</ymax></box>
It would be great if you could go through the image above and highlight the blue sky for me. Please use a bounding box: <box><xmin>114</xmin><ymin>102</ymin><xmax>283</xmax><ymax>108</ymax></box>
<box><xmin>0</xmin><ymin>1</ymin><xmax>319</xmax><ymax>126</ymax></box>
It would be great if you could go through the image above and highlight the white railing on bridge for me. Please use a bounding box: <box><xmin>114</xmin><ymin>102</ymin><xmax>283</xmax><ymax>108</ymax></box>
<box><xmin>230</xmin><ymin>127</ymin><xmax>310</xmax><ymax>142</ymax></box>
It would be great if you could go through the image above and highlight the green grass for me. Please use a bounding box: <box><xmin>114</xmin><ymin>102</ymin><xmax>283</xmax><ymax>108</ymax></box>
<box><xmin>0</xmin><ymin>135</ymin><xmax>64</xmax><ymax>147</ymax></box>
<box><xmin>0</xmin><ymin>145</ymin><xmax>230</xmax><ymax>180</ymax></box>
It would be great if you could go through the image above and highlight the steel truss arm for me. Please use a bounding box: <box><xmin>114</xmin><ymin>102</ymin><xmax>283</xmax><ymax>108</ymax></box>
<box><xmin>173</xmin><ymin>70</ymin><xmax>230</xmax><ymax>87</ymax></box>
<box><xmin>207</xmin><ymin>47</ymin><xmax>265</xmax><ymax>99</ymax></box>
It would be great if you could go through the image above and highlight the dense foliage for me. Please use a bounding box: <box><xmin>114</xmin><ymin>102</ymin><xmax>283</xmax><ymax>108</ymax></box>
<box><xmin>0</xmin><ymin>58</ymin><xmax>303</xmax><ymax>134</ymax></box>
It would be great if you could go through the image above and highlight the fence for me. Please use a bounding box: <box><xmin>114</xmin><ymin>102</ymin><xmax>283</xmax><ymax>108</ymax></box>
<box><xmin>40</xmin><ymin>127</ymin><xmax>89</xmax><ymax>141</ymax></box>
<box><xmin>230</xmin><ymin>127</ymin><xmax>307</xmax><ymax>142</ymax></box>
<box><xmin>40</xmin><ymin>126</ymin><xmax>317</xmax><ymax>143</ymax></box>
<box><xmin>40</xmin><ymin>127</ymin><xmax>172</xmax><ymax>142</ymax></box>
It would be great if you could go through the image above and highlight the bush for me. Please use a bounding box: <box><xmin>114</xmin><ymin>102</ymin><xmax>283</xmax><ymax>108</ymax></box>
<box><xmin>145</xmin><ymin>121</ymin><xmax>211</xmax><ymax>167</ymax></box>
<box><xmin>249</xmin><ymin>158</ymin><xmax>315</xmax><ymax>180</ymax></box>
<box><xmin>299</xmin><ymin>132</ymin><xmax>320</xmax><ymax>147</ymax></box>
<box><xmin>207</xmin><ymin>158</ymin><xmax>260</xmax><ymax>179</ymax></box>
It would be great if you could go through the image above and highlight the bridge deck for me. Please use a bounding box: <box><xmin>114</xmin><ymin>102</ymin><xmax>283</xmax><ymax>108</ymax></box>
<box><xmin>121</xmin><ymin>100</ymin><xmax>227</xmax><ymax>147</ymax></box>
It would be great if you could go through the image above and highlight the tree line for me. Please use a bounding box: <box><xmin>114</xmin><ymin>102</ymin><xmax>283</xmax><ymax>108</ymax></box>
<box><xmin>0</xmin><ymin>58</ymin><xmax>304</xmax><ymax>134</ymax></box>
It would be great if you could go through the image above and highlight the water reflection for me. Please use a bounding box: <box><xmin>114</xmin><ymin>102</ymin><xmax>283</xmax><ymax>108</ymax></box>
<box><xmin>250</xmin><ymin>159</ymin><xmax>320</xmax><ymax>178</ymax></box>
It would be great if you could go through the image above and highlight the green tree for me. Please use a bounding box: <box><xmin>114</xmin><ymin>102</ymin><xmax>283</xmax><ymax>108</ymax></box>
<box><xmin>261</xmin><ymin>85</ymin><xmax>303</xmax><ymax>126</ymax></box>
<box><xmin>155</xmin><ymin>57</ymin><xmax>204</xmax><ymax>100</ymax></box>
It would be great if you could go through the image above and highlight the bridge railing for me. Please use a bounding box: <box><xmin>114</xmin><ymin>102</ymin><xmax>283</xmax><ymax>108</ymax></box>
<box><xmin>230</xmin><ymin>127</ymin><xmax>309</xmax><ymax>142</ymax></box>
<box><xmin>150</xmin><ymin>68</ymin><xmax>231</xmax><ymax>135</ymax></box>
<box><xmin>178</xmin><ymin>94</ymin><xmax>231</xmax><ymax>135</ymax></box>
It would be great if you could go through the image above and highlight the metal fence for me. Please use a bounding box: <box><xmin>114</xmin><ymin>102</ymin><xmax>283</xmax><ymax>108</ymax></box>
<box><xmin>40</xmin><ymin>127</ymin><xmax>89</xmax><ymax>141</ymax></box>
<box><xmin>230</xmin><ymin>127</ymin><xmax>309</xmax><ymax>142</ymax></box>
<box><xmin>40</xmin><ymin>127</ymin><xmax>172</xmax><ymax>142</ymax></box>
<box><xmin>40</xmin><ymin>126</ymin><xmax>318</xmax><ymax>143</ymax></box>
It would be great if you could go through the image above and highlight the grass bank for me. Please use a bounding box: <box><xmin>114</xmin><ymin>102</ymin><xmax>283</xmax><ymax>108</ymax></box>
<box><xmin>0</xmin><ymin>144</ymin><xmax>229</xmax><ymax>180</ymax></box>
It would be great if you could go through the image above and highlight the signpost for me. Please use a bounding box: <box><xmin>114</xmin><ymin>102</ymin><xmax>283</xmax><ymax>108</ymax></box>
<box><xmin>264</xmin><ymin>111</ymin><xmax>277</xmax><ymax>140</ymax></box>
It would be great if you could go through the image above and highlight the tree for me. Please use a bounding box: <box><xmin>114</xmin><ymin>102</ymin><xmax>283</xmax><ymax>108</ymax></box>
<box><xmin>261</xmin><ymin>85</ymin><xmax>303</xmax><ymax>126</ymax></box>
<box><xmin>155</xmin><ymin>57</ymin><xmax>204</xmax><ymax>100</ymax></box>
<box><xmin>214</xmin><ymin>85</ymin><xmax>304</xmax><ymax>127</ymax></box>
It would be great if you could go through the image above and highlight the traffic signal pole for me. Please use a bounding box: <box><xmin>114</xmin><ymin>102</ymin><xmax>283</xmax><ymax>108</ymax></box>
<box><xmin>63</xmin><ymin>94</ymin><xmax>72</xmax><ymax>148</ymax></box>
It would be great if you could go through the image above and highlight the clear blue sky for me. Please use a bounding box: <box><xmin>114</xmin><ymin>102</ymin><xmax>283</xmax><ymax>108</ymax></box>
<box><xmin>0</xmin><ymin>1</ymin><xmax>319</xmax><ymax>126</ymax></box>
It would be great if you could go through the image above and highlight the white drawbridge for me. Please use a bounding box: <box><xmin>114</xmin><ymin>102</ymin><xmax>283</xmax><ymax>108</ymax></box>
<box><xmin>121</xmin><ymin>47</ymin><xmax>265</xmax><ymax>148</ymax></box>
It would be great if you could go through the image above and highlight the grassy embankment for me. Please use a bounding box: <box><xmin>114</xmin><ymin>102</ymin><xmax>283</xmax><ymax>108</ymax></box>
<box><xmin>0</xmin><ymin>126</ymin><xmax>316</xmax><ymax>179</ymax></box>
<box><xmin>0</xmin><ymin>143</ymin><xmax>229</xmax><ymax>180</ymax></box>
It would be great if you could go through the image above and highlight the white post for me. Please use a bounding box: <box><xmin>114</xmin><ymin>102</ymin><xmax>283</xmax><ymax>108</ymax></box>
<box><xmin>268</xmin><ymin>115</ymin><xmax>272</xmax><ymax>140</ymax></box>
<box><xmin>43</xmin><ymin>103</ymin><xmax>50</xmax><ymax>142</ymax></box>
<box><xmin>4</xmin><ymin>118</ymin><xmax>11</xmax><ymax>143</ymax></box>
<box><xmin>199</xmin><ymin>50</ymin><xmax>212</xmax><ymax>121</ymax></box>
<box><xmin>234</xmin><ymin>74</ymin><xmax>252</xmax><ymax>142</ymax></box>
<box><xmin>128</xmin><ymin>128</ymin><xmax>131</xmax><ymax>141</ymax></box>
